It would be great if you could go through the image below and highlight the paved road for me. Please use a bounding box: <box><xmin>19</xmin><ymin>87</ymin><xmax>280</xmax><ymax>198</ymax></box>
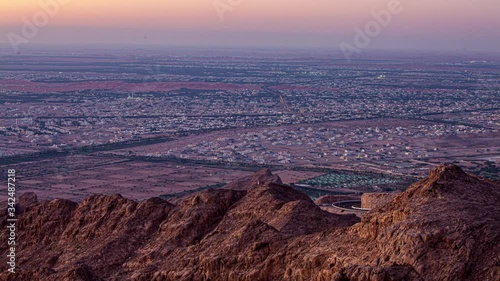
<box><xmin>331</xmin><ymin>200</ymin><xmax>370</xmax><ymax>212</ymax></box>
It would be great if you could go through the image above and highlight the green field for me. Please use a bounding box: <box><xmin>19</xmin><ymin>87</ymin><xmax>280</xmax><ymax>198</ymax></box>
<box><xmin>290</xmin><ymin>184</ymin><xmax>355</xmax><ymax>199</ymax></box>
<box><xmin>299</xmin><ymin>172</ymin><xmax>403</xmax><ymax>189</ymax></box>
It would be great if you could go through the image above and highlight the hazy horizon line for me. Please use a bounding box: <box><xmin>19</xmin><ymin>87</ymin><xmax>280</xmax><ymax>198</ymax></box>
<box><xmin>1</xmin><ymin>42</ymin><xmax>500</xmax><ymax>57</ymax></box>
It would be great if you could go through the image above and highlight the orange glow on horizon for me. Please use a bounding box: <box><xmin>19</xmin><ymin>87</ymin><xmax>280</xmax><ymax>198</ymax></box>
<box><xmin>0</xmin><ymin>0</ymin><xmax>499</xmax><ymax>51</ymax></box>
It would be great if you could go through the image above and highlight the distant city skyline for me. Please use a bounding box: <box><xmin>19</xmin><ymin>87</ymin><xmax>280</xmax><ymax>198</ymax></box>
<box><xmin>1</xmin><ymin>0</ymin><xmax>499</xmax><ymax>52</ymax></box>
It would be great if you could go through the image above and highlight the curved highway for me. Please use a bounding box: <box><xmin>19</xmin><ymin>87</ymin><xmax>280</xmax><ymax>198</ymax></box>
<box><xmin>331</xmin><ymin>200</ymin><xmax>371</xmax><ymax>212</ymax></box>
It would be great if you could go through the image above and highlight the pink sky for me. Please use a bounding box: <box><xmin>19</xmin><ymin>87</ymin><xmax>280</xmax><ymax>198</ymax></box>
<box><xmin>0</xmin><ymin>0</ymin><xmax>499</xmax><ymax>51</ymax></box>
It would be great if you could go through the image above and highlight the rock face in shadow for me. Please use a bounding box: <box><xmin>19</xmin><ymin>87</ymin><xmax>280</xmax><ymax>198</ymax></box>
<box><xmin>0</xmin><ymin>164</ymin><xmax>498</xmax><ymax>281</ymax></box>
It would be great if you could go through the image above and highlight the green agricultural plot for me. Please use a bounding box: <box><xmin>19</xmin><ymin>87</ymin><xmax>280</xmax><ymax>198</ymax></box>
<box><xmin>291</xmin><ymin>184</ymin><xmax>355</xmax><ymax>199</ymax></box>
<box><xmin>300</xmin><ymin>172</ymin><xmax>402</xmax><ymax>189</ymax></box>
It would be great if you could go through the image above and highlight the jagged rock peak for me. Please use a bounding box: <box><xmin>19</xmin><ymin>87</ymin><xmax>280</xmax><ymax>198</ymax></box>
<box><xmin>428</xmin><ymin>164</ymin><xmax>469</xmax><ymax>182</ymax></box>
<box><xmin>1</xmin><ymin>165</ymin><xmax>498</xmax><ymax>281</ymax></box>
<box><xmin>397</xmin><ymin>163</ymin><xmax>491</xmax><ymax>205</ymax></box>
<box><xmin>252</xmin><ymin>168</ymin><xmax>281</xmax><ymax>183</ymax></box>
<box><xmin>223</xmin><ymin>168</ymin><xmax>283</xmax><ymax>190</ymax></box>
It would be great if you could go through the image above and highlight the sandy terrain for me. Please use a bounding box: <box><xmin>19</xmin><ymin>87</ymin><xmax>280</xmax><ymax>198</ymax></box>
<box><xmin>273</xmin><ymin>170</ymin><xmax>324</xmax><ymax>184</ymax></box>
<box><xmin>0</xmin><ymin>156</ymin><xmax>254</xmax><ymax>202</ymax></box>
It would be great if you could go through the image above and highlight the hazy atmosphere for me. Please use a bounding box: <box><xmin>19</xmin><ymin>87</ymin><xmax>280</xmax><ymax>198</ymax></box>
<box><xmin>1</xmin><ymin>0</ymin><xmax>499</xmax><ymax>51</ymax></box>
<box><xmin>1</xmin><ymin>1</ymin><xmax>499</xmax><ymax>280</ymax></box>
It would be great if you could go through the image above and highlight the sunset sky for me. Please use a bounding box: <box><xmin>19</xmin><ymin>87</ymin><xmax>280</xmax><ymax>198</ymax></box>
<box><xmin>0</xmin><ymin>0</ymin><xmax>499</xmax><ymax>51</ymax></box>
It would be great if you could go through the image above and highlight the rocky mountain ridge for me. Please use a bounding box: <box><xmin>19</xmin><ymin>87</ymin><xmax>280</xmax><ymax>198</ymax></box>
<box><xmin>1</xmin><ymin>165</ymin><xmax>499</xmax><ymax>281</ymax></box>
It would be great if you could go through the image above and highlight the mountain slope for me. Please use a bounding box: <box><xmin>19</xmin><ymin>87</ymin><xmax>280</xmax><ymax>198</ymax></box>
<box><xmin>1</xmin><ymin>164</ymin><xmax>498</xmax><ymax>281</ymax></box>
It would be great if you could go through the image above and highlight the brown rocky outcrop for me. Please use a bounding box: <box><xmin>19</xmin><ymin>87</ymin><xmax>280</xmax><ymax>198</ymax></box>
<box><xmin>361</xmin><ymin>192</ymin><xmax>399</xmax><ymax>209</ymax></box>
<box><xmin>223</xmin><ymin>168</ymin><xmax>283</xmax><ymax>190</ymax></box>
<box><xmin>0</xmin><ymin>164</ymin><xmax>498</xmax><ymax>280</ymax></box>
